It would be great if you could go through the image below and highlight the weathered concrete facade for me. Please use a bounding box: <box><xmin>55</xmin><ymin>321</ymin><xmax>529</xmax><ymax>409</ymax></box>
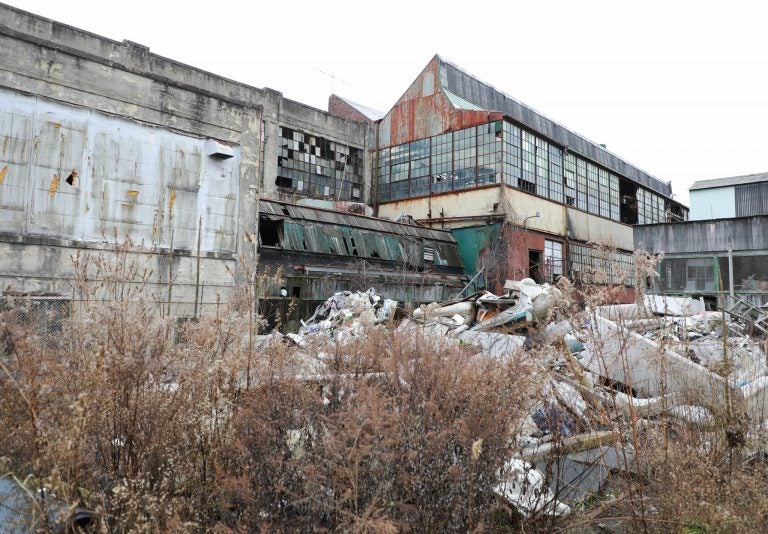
<box><xmin>0</xmin><ymin>4</ymin><xmax>369</xmax><ymax>315</ymax></box>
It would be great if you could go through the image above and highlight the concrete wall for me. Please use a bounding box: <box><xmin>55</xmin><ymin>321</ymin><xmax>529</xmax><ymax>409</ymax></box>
<box><xmin>566</xmin><ymin>208</ymin><xmax>634</xmax><ymax>251</ymax></box>
<box><xmin>689</xmin><ymin>187</ymin><xmax>735</xmax><ymax>220</ymax></box>
<box><xmin>377</xmin><ymin>185</ymin><xmax>504</xmax><ymax>228</ymax></box>
<box><xmin>0</xmin><ymin>3</ymin><xmax>369</xmax><ymax>315</ymax></box>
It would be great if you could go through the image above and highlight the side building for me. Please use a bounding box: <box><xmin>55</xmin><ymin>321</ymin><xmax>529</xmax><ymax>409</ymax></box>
<box><xmin>372</xmin><ymin>55</ymin><xmax>688</xmax><ymax>298</ymax></box>
<box><xmin>636</xmin><ymin>173</ymin><xmax>768</xmax><ymax>308</ymax></box>
<box><xmin>689</xmin><ymin>172</ymin><xmax>768</xmax><ymax>220</ymax></box>
<box><xmin>0</xmin><ymin>4</ymin><xmax>372</xmax><ymax>316</ymax></box>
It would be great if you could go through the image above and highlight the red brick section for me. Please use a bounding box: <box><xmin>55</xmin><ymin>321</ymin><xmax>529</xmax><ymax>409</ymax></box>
<box><xmin>478</xmin><ymin>225</ymin><xmax>637</xmax><ymax>304</ymax></box>
<box><xmin>328</xmin><ymin>95</ymin><xmax>371</xmax><ymax>123</ymax></box>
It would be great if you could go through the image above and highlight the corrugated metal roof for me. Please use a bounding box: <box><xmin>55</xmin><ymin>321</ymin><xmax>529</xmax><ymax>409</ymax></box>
<box><xmin>334</xmin><ymin>95</ymin><xmax>386</xmax><ymax>121</ymax></box>
<box><xmin>436</xmin><ymin>55</ymin><xmax>674</xmax><ymax>198</ymax></box>
<box><xmin>690</xmin><ymin>172</ymin><xmax>768</xmax><ymax>191</ymax></box>
<box><xmin>261</xmin><ymin>199</ymin><xmax>456</xmax><ymax>243</ymax></box>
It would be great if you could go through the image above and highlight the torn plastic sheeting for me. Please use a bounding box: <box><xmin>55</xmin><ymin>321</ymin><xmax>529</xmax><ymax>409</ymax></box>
<box><xmin>741</xmin><ymin>376</ymin><xmax>768</xmax><ymax>424</ymax></box>
<box><xmin>455</xmin><ymin>330</ymin><xmax>525</xmax><ymax>357</ymax></box>
<box><xmin>594</xmin><ymin>389</ymin><xmax>682</xmax><ymax>420</ymax></box>
<box><xmin>576</xmin><ymin>316</ymin><xmax>738</xmax><ymax>406</ymax></box>
<box><xmin>644</xmin><ymin>294</ymin><xmax>705</xmax><ymax>317</ymax></box>
<box><xmin>494</xmin><ymin>458</ymin><xmax>572</xmax><ymax>518</ymax></box>
<box><xmin>668</xmin><ymin>405</ymin><xmax>715</xmax><ymax>425</ymax></box>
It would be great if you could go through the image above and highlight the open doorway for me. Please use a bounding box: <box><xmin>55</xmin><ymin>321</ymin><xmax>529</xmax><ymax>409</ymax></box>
<box><xmin>528</xmin><ymin>249</ymin><xmax>542</xmax><ymax>283</ymax></box>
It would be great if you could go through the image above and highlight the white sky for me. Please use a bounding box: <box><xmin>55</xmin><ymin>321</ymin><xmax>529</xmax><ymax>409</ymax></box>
<box><xmin>7</xmin><ymin>0</ymin><xmax>768</xmax><ymax>206</ymax></box>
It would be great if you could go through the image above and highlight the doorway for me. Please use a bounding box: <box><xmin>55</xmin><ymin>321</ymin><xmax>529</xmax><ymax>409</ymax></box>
<box><xmin>528</xmin><ymin>249</ymin><xmax>542</xmax><ymax>283</ymax></box>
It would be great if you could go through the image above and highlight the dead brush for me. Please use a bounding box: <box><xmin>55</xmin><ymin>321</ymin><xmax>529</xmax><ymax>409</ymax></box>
<box><xmin>214</xmin><ymin>324</ymin><xmax>544</xmax><ymax>532</ymax></box>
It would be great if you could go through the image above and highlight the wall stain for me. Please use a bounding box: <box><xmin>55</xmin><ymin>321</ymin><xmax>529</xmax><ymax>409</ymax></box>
<box><xmin>2</xmin><ymin>136</ymin><xmax>7</xmax><ymax>155</ymax></box>
<box><xmin>0</xmin><ymin>165</ymin><xmax>7</xmax><ymax>184</ymax></box>
<box><xmin>169</xmin><ymin>189</ymin><xmax>176</xmax><ymax>211</ymax></box>
<box><xmin>49</xmin><ymin>174</ymin><xmax>59</xmax><ymax>196</ymax></box>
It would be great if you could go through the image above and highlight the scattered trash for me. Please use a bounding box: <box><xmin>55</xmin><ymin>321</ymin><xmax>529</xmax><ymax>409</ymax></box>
<box><xmin>282</xmin><ymin>284</ymin><xmax>768</xmax><ymax>519</ymax></box>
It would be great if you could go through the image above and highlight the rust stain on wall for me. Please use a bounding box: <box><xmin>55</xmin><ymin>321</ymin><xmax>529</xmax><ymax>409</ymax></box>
<box><xmin>49</xmin><ymin>173</ymin><xmax>59</xmax><ymax>196</ymax></box>
<box><xmin>169</xmin><ymin>189</ymin><xmax>176</xmax><ymax>211</ymax></box>
<box><xmin>2</xmin><ymin>136</ymin><xmax>7</xmax><ymax>155</ymax></box>
<box><xmin>126</xmin><ymin>190</ymin><xmax>139</xmax><ymax>196</ymax></box>
<box><xmin>0</xmin><ymin>165</ymin><xmax>7</xmax><ymax>184</ymax></box>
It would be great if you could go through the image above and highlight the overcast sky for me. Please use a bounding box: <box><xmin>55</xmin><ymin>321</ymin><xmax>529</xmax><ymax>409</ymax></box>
<box><xmin>7</xmin><ymin>0</ymin><xmax>768</xmax><ymax>205</ymax></box>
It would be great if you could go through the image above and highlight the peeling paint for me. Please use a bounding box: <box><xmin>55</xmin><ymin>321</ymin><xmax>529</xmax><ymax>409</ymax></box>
<box><xmin>0</xmin><ymin>165</ymin><xmax>6</xmax><ymax>184</ymax></box>
<box><xmin>49</xmin><ymin>174</ymin><xmax>59</xmax><ymax>196</ymax></box>
<box><xmin>126</xmin><ymin>190</ymin><xmax>140</xmax><ymax>196</ymax></box>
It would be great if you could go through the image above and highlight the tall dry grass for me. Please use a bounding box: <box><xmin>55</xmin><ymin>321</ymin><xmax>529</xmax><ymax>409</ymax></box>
<box><xmin>2</xmin><ymin>247</ymin><xmax>768</xmax><ymax>532</ymax></box>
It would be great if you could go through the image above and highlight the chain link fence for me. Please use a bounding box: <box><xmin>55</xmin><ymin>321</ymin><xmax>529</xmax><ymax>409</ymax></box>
<box><xmin>0</xmin><ymin>296</ymin><xmax>71</xmax><ymax>347</ymax></box>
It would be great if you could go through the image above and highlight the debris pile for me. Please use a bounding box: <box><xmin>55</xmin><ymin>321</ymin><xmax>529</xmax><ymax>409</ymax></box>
<box><xmin>286</xmin><ymin>288</ymin><xmax>397</xmax><ymax>346</ymax></box>
<box><xmin>278</xmin><ymin>280</ymin><xmax>768</xmax><ymax>519</ymax></box>
<box><xmin>407</xmin><ymin>283</ymin><xmax>768</xmax><ymax>517</ymax></box>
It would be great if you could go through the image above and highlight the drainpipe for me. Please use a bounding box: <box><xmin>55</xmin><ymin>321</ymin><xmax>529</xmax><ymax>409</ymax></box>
<box><xmin>728</xmin><ymin>248</ymin><xmax>734</xmax><ymax>308</ymax></box>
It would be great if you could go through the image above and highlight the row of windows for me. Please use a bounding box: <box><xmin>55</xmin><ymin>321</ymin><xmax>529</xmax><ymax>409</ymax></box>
<box><xmin>568</xmin><ymin>243</ymin><xmax>635</xmax><ymax>286</ymax></box>
<box><xmin>377</xmin><ymin>123</ymin><xmax>502</xmax><ymax>202</ymax></box>
<box><xmin>377</xmin><ymin>120</ymin><xmax>688</xmax><ymax>224</ymax></box>
<box><xmin>277</xmin><ymin>126</ymin><xmax>363</xmax><ymax>201</ymax></box>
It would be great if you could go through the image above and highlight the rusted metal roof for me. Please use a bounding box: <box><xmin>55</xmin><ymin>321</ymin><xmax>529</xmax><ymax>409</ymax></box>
<box><xmin>436</xmin><ymin>55</ymin><xmax>674</xmax><ymax>198</ymax></box>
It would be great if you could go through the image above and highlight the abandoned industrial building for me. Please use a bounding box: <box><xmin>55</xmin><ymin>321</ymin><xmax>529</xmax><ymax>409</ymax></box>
<box><xmin>635</xmin><ymin>172</ymin><xmax>768</xmax><ymax>309</ymax></box>
<box><xmin>0</xmin><ymin>3</ymin><xmax>693</xmax><ymax>318</ymax></box>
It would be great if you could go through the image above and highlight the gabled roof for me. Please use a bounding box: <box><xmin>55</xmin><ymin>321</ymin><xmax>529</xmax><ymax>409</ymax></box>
<box><xmin>332</xmin><ymin>95</ymin><xmax>385</xmax><ymax>121</ymax></box>
<box><xmin>435</xmin><ymin>55</ymin><xmax>673</xmax><ymax>198</ymax></box>
<box><xmin>689</xmin><ymin>172</ymin><xmax>768</xmax><ymax>191</ymax></box>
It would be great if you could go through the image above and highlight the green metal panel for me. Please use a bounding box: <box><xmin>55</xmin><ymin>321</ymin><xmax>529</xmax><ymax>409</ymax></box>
<box><xmin>451</xmin><ymin>224</ymin><xmax>501</xmax><ymax>276</ymax></box>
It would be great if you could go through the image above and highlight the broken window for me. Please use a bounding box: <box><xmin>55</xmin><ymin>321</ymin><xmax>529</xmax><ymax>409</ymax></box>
<box><xmin>277</xmin><ymin>125</ymin><xmax>363</xmax><ymax>201</ymax></box>
<box><xmin>619</xmin><ymin>177</ymin><xmax>639</xmax><ymax>225</ymax></box>
<box><xmin>543</xmin><ymin>240</ymin><xmax>564</xmax><ymax>283</ymax></box>
<box><xmin>259</xmin><ymin>217</ymin><xmax>283</xmax><ymax>247</ymax></box>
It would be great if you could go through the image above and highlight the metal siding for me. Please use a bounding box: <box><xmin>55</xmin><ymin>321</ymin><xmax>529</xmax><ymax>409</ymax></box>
<box><xmin>634</xmin><ymin>217</ymin><xmax>768</xmax><ymax>254</ymax></box>
<box><xmin>735</xmin><ymin>183</ymin><xmax>768</xmax><ymax>217</ymax></box>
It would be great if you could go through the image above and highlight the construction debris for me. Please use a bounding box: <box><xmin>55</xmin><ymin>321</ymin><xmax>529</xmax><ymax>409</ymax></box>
<box><xmin>286</xmin><ymin>288</ymin><xmax>397</xmax><ymax>346</ymax></box>
<box><xmin>282</xmin><ymin>282</ymin><xmax>768</xmax><ymax>519</ymax></box>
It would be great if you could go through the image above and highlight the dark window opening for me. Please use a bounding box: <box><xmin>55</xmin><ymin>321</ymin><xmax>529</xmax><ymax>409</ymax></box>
<box><xmin>276</xmin><ymin>175</ymin><xmax>292</xmax><ymax>188</ymax></box>
<box><xmin>65</xmin><ymin>170</ymin><xmax>78</xmax><ymax>186</ymax></box>
<box><xmin>258</xmin><ymin>218</ymin><xmax>282</xmax><ymax>247</ymax></box>
<box><xmin>667</xmin><ymin>201</ymin><xmax>686</xmax><ymax>222</ymax></box>
<box><xmin>566</xmin><ymin>196</ymin><xmax>575</xmax><ymax>207</ymax></box>
<box><xmin>347</xmin><ymin>237</ymin><xmax>358</xmax><ymax>256</ymax></box>
<box><xmin>518</xmin><ymin>178</ymin><xmax>536</xmax><ymax>194</ymax></box>
<box><xmin>292</xmin><ymin>286</ymin><xmax>301</xmax><ymax>298</ymax></box>
<box><xmin>619</xmin><ymin>178</ymin><xmax>638</xmax><ymax>225</ymax></box>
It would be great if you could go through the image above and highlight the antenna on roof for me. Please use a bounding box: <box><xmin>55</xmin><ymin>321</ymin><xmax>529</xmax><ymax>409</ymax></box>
<box><xmin>314</xmin><ymin>68</ymin><xmax>351</xmax><ymax>95</ymax></box>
